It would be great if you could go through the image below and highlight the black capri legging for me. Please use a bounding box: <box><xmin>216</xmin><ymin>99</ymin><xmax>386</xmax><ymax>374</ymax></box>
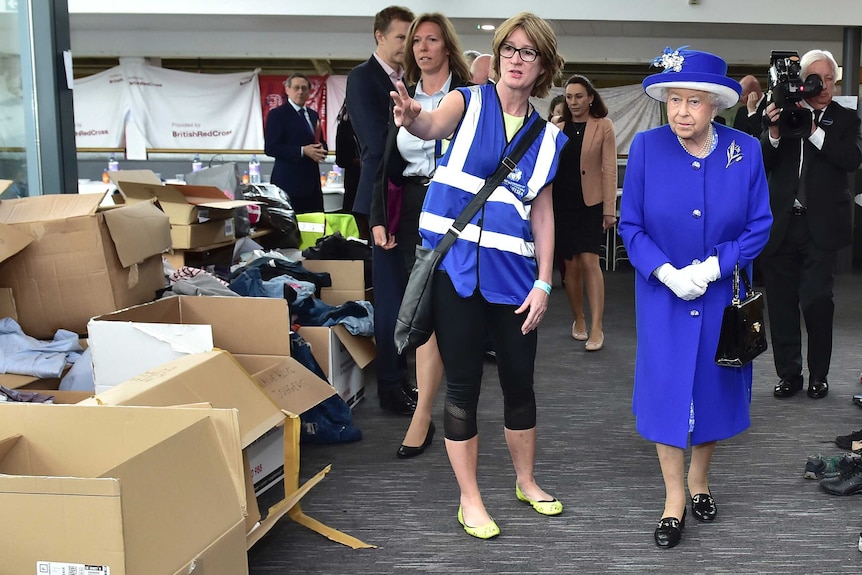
<box><xmin>432</xmin><ymin>271</ymin><xmax>538</xmax><ymax>441</ymax></box>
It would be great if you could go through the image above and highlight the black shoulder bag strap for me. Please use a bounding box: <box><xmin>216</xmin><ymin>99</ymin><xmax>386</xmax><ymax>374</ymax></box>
<box><xmin>433</xmin><ymin>116</ymin><xmax>547</xmax><ymax>256</ymax></box>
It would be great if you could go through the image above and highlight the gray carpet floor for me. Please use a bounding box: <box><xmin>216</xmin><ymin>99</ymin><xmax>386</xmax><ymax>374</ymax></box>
<box><xmin>248</xmin><ymin>267</ymin><xmax>862</xmax><ymax>574</ymax></box>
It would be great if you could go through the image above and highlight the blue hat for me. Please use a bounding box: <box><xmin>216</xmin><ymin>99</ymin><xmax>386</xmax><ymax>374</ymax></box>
<box><xmin>642</xmin><ymin>47</ymin><xmax>741</xmax><ymax>110</ymax></box>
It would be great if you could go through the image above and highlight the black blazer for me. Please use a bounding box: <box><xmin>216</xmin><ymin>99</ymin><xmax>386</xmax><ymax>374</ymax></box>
<box><xmin>369</xmin><ymin>76</ymin><xmax>471</xmax><ymax>231</ymax></box>
<box><xmin>760</xmin><ymin>100</ymin><xmax>862</xmax><ymax>254</ymax></box>
<box><xmin>264</xmin><ymin>101</ymin><xmax>327</xmax><ymax>207</ymax></box>
<box><xmin>346</xmin><ymin>56</ymin><xmax>395</xmax><ymax>216</ymax></box>
<box><xmin>733</xmin><ymin>96</ymin><xmax>767</xmax><ymax>137</ymax></box>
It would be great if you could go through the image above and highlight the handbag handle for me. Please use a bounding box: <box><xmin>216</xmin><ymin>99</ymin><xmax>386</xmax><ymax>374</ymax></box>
<box><xmin>732</xmin><ymin>263</ymin><xmax>754</xmax><ymax>305</ymax></box>
<box><xmin>434</xmin><ymin>116</ymin><xmax>547</xmax><ymax>256</ymax></box>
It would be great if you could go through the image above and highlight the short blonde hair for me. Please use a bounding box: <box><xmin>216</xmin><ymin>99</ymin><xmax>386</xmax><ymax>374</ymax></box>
<box><xmin>491</xmin><ymin>12</ymin><xmax>564</xmax><ymax>98</ymax></box>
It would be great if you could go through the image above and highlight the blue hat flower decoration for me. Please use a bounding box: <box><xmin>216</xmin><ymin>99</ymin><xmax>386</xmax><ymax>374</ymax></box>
<box><xmin>642</xmin><ymin>46</ymin><xmax>742</xmax><ymax>110</ymax></box>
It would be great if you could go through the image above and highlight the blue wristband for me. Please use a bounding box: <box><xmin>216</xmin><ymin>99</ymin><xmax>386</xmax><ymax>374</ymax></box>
<box><xmin>533</xmin><ymin>279</ymin><xmax>552</xmax><ymax>295</ymax></box>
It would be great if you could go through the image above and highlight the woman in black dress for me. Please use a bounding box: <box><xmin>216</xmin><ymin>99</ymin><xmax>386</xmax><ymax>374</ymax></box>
<box><xmin>553</xmin><ymin>75</ymin><xmax>617</xmax><ymax>351</ymax></box>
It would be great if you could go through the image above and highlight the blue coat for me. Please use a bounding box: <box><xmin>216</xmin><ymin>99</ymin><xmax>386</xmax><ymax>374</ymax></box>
<box><xmin>618</xmin><ymin>123</ymin><xmax>772</xmax><ymax>448</ymax></box>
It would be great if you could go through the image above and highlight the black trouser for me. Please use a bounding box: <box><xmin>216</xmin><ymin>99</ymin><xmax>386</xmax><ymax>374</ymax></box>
<box><xmin>761</xmin><ymin>214</ymin><xmax>836</xmax><ymax>383</ymax></box>
<box><xmin>432</xmin><ymin>271</ymin><xmax>537</xmax><ymax>441</ymax></box>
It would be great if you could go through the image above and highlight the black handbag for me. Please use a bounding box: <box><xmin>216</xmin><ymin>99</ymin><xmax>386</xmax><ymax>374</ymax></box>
<box><xmin>393</xmin><ymin>117</ymin><xmax>547</xmax><ymax>354</ymax></box>
<box><xmin>714</xmin><ymin>263</ymin><xmax>768</xmax><ymax>367</ymax></box>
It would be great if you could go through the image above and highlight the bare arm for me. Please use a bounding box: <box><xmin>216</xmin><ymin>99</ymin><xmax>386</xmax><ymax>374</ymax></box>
<box><xmin>390</xmin><ymin>81</ymin><xmax>464</xmax><ymax>141</ymax></box>
<box><xmin>515</xmin><ymin>185</ymin><xmax>555</xmax><ymax>334</ymax></box>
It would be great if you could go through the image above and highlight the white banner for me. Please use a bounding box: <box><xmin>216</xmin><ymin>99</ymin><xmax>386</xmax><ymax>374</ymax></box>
<box><xmin>123</xmin><ymin>61</ymin><xmax>263</xmax><ymax>150</ymax></box>
<box><xmin>73</xmin><ymin>66</ymin><xmax>129</xmax><ymax>148</ymax></box>
<box><xmin>73</xmin><ymin>61</ymin><xmax>264</xmax><ymax>150</ymax></box>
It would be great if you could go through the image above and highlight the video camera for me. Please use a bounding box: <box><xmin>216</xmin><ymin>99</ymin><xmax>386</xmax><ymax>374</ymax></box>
<box><xmin>765</xmin><ymin>50</ymin><xmax>824</xmax><ymax>138</ymax></box>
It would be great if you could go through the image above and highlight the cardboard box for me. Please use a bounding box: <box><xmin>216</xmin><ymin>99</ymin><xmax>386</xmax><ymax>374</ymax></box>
<box><xmin>163</xmin><ymin>240</ymin><xmax>236</xmax><ymax>270</ymax></box>
<box><xmin>85</xmin><ymin>297</ymin><xmax>372</xmax><ymax>548</ymax></box>
<box><xmin>0</xmin><ymin>403</ymin><xmax>248</xmax><ymax>575</ymax></box>
<box><xmin>298</xmin><ymin>324</ymin><xmax>375</xmax><ymax>408</ymax></box>
<box><xmin>171</xmin><ymin>218</ymin><xmax>236</xmax><ymax>249</ymax></box>
<box><xmin>116</xmin><ymin>177</ymin><xmax>255</xmax><ymax>225</ymax></box>
<box><xmin>89</xmin><ymin>295</ymin><xmax>292</xmax><ymax>357</ymax></box>
<box><xmin>0</xmin><ymin>193</ymin><xmax>171</xmax><ymax>338</ymax></box>
<box><xmin>301</xmin><ymin>259</ymin><xmax>371</xmax><ymax>305</ymax></box>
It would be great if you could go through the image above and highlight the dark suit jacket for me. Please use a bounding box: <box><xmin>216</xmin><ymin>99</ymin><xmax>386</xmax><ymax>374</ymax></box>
<box><xmin>369</xmin><ymin>76</ymin><xmax>471</xmax><ymax>232</ymax></box>
<box><xmin>760</xmin><ymin>100</ymin><xmax>862</xmax><ymax>254</ymax></box>
<box><xmin>733</xmin><ymin>96</ymin><xmax>767</xmax><ymax>137</ymax></box>
<box><xmin>346</xmin><ymin>56</ymin><xmax>394</xmax><ymax>216</ymax></box>
<box><xmin>264</xmin><ymin>101</ymin><xmax>326</xmax><ymax>212</ymax></box>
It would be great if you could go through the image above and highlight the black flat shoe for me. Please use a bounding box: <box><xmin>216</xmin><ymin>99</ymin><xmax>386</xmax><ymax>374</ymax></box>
<box><xmin>654</xmin><ymin>508</ymin><xmax>686</xmax><ymax>549</ymax></box>
<box><xmin>690</xmin><ymin>493</ymin><xmax>717</xmax><ymax>522</ymax></box>
<box><xmin>773</xmin><ymin>377</ymin><xmax>803</xmax><ymax>398</ymax></box>
<box><xmin>807</xmin><ymin>380</ymin><xmax>829</xmax><ymax>399</ymax></box>
<box><xmin>397</xmin><ymin>421</ymin><xmax>435</xmax><ymax>459</ymax></box>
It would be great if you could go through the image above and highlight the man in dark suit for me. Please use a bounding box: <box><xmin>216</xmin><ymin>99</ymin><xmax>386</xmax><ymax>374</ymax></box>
<box><xmin>733</xmin><ymin>75</ymin><xmax>766</xmax><ymax>137</ymax></box>
<box><xmin>346</xmin><ymin>5</ymin><xmax>414</xmax><ymax>241</ymax></box>
<box><xmin>265</xmin><ymin>73</ymin><xmax>327</xmax><ymax>214</ymax></box>
<box><xmin>346</xmin><ymin>5</ymin><xmax>416</xmax><ymax>416</ymax></box>
<box><xmin>760</xmin><ymin>49</ymin><xmax>862</xmax><ymax>400</ymax></box>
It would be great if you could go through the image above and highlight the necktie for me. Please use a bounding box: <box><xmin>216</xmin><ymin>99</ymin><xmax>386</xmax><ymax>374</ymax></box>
<box><xmin>301</xmin><ymin>108</ymin><xmax>314</xmax><ymax>132</ymax></box>
<box><xmin>797</xmin><ymin>110</ymin><xmax>822</xmax><ymax>208</ymax></box>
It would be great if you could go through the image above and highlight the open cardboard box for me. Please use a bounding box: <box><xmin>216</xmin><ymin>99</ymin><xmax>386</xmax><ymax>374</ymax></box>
<box><xmin>114</xmin><ymin>172</ymin><xmax>255</xmax><ymax>226</ymax></box>
<box><xmin>0</xmin><ymin>403</ymin><xmax>249</xmax><ymax>575</ymax></box>
<box><xmin>86</xmin><ymin>298</ymin><xmax>371</xmax><ymax>548</ymax></box>
<box><xmin>298</xmin><ymin>324</ymin><xmax>375</xmax><ymax>408</ymax></box>
<box><xmin>301</xmin><ymin>259</ymin><xmax>372</xmax><ymax>305</ymax></box>
<box><xmin>0</xmin><ymin>192</ymin><xmax>171</xmax><ymax>338</ymax></box>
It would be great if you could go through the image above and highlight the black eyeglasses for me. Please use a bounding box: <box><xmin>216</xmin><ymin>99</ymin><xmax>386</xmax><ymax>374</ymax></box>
<box><xmin>500</xmin><ymin>43</ymin><xmax>539</xmax><ymax>62</ymax></box>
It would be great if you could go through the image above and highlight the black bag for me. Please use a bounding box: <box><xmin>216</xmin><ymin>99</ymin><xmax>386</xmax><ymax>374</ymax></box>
<box><xmin>393</xmin><ymin>117</ymin><xmax>547</xmax><ymax>354</ymax></box>
<box><xmin>715</xmin><ymin>264</ymin><xmax>767</xmax><ymax>367</ymax></box>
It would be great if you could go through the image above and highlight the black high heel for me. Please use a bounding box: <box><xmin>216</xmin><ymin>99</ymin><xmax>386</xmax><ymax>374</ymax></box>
<box><xmin>654</xmin><ymin>508</ymin><xmax>686</xmax><ymax>549</ymax></box>
<box><xmin>396</xmin><ymin>421</ymin><xmax>435</xmax><ymax>459</ymax></box>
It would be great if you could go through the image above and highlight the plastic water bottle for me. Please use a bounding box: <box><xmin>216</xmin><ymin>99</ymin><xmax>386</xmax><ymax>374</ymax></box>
<box><xmin>248</xmin><ymin>154</ymin><xmax>261</xmax><ymax>184</ymax></box>
<box><xmin>242</xmin><ymin>170</ymin><xmax>250</xmax><ymax>185</ymax></box>
<box><xmin>192</xmin><ymin>153</ymin><xmax>202</xmax><ymax>172</ymax></box>
<box><xmin>102</xmin><ymin>169</ymin><xmax>111</xmax><ymax>184</ymax></box>
<box><xmin>107</xmin><ymin>154</ymin><xmax>119</xmax><ymax>172</ymax></box>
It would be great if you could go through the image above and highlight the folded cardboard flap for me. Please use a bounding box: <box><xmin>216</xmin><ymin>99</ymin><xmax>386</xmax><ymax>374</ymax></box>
<box><xmin>102</xmin><ymin>199</ymin><xmax>172</xmax><ymax>267</ymax></box>
<box><xmin>333</xmin><ymin>324</ymin><xmax>375</xmax><ymax>369</ymax></box>
<box><xmin>0</xmin><ymin>222</ymin><xmax>32</xmax><ymax>265</ymax></box>
<box><xmin>233</xmin><ymin>354</ymin><xmax>336</xmax><ymax>415</ymax></box>
<box><xmin>0</xmin><ymin>192</ymin><xmax>103</xmax><ymax>223</ymax></box>
<box><xmin>109</xmin><ymin>169</ymin><xmax>162</xmax><ymax>187</ymax></box>
<box><xmin>80</xmin><ymin>350</ymin><xmax>285</xmax><ymax>449</ymax></box>
<box><xmin>117</xmin><ymin>178</ymin><xmax>257</xmax><ymax>225</ymax></box>
<box><xmin>0</xmin><ymin>404</ymin><xmax>248</xmax><ymax>575</ymax></box>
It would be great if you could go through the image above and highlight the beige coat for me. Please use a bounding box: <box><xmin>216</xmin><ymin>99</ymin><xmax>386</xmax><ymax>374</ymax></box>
<box><xmin>579</xmin><ymin>116</ymin><xmax>618</xmax><ymax>216</ymax></box>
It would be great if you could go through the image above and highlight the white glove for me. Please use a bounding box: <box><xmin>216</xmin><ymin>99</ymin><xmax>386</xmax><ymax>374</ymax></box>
<box><xmin>655</xmin><ymin>263</ymin><xmax>707</xmax><ymax>301</ymax></box>
<box><xmin>685</xmin><ymin>256</ymin><xmax>720</xmax><ymax>289</ymax></box>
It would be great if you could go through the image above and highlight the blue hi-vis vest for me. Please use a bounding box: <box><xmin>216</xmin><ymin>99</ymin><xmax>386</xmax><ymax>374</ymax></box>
<box><xmin>418</xmin><ymin>84</ymin><xmax>567</xmax><ymax>305</ymax></box>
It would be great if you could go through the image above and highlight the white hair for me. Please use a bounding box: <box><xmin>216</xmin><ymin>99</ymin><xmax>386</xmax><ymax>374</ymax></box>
<box><xmin>800</xmin><ymin>49</ymin><xmax>841</xmax><ymax>81</ymax></box>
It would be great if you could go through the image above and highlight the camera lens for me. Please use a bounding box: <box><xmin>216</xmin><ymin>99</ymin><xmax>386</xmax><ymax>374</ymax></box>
<box><xmin>780</xmin><ymin>108</ymin><xmax>812</xmax><ymax>139</ymax></box>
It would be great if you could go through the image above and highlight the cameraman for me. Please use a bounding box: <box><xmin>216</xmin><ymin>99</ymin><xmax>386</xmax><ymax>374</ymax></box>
<box><xmin>761</xmin><ymin>49</ymin><xmax>862</xmax><ymax>400</ymax></box>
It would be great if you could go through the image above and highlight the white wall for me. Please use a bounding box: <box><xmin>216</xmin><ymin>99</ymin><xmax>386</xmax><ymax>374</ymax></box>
<box><xmin>67</xmin><ymin>1</ymin><xmax>860</xmax><ymax>65</ymax></box>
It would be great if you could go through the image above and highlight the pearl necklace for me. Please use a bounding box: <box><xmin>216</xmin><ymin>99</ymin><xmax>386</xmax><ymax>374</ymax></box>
<box><xmin>677</xmin><ymin>123</ymin><xmax>714</xmax><ymax>158</ymax></box>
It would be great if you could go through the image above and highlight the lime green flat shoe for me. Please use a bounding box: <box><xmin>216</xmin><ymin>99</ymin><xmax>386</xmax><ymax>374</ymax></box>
<box><xmin>516</xmin><ymin>484</ymin><xmax>563</xmax><ymax>516</ymax></box>
<box><xmin>457</xmin><ymin>505</ymin><xmax>500</xmax><ymax>539</ymax></box>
